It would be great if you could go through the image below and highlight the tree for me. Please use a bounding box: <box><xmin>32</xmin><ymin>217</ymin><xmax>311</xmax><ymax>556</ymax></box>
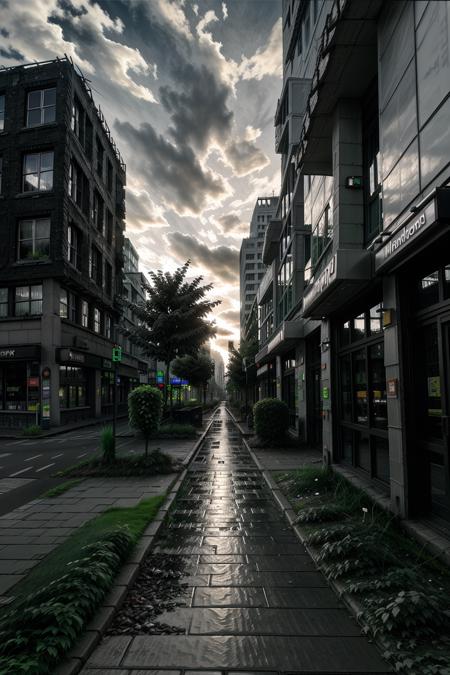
<box><xmin>172</xmin><ymin>351</ymin><xmax>215</xmax><ymax>404</ymax></box>
<box><xmin>226</xmin><ymin>334</ymin><xmax>259</xmax><ymax>401</ymax></box>
<box><xmin>128</xmin><ymin>385</ymin><xmax>162</xmax><ymax>457</ymax></box>
<box><xmin>126</xmin><ymin>261</ymin><xmax>220</xmax><ymax>406</ymax></box>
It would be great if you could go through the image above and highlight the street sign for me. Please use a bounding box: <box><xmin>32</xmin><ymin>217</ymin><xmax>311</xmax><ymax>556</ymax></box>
<box><xmin>112</xmin><ymin>346</ymin><xmax>122</xmax><ymax>362</ymax></box>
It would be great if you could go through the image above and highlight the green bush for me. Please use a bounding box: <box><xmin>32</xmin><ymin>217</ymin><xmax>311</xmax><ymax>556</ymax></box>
<box><xmin>253</xmin><ymin>398</ymin><xmax>289</xmax><ymax>443</ymax></box>
<box><xmin>128</xmin><ymin>385</ymin><xmax>162</xmax><ymax>457</ymax></box>
<box><xmin>158</xmin><ymin>423</ymin><xmax>197</xmax><ymax>438</ymax></box>
<box><xmin>0</xmin><ymin>529</ymin><xmax>133</xmax><ymax>674</ymax></box>
<box><xmin>22</xmin><ymin>424</ymin><xmax>42</xmax><ymax>437</ymax></box>
<box><xmin>101</xmin><ymin>425</ymin><xmax>115</xmax><ymax>464</ymax></box>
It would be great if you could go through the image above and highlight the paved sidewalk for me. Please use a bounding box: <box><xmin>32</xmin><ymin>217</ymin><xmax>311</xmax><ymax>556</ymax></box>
<box><xmin>83</xmin><ymin>405</ymin><xmax>391</xmax><ymax>673</ymax></box>
<box><xmin>0</xmin><ymin>475</ymin><xmax>176</xmax><ymax>603</ymax></box>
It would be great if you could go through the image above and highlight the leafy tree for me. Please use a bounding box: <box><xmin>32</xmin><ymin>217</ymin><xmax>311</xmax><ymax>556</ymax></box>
<box><xmin>172</xmin><ymin>351</ymin><xmax>215</xmax><ymax>403</ymax></box>
<box><xmin>128</xmin><ymin>385</ymin><xmax>162</xmax><ymax>457</ymax></box>
<box><xmin>126</xmin><ymin>261</ymin><xmax>220</xmax><ymax>405</ymax></box>
<box><xmin>226</xmin><ymin>334</ymin><xmax>259</xmax><ymax>398</ymax></box>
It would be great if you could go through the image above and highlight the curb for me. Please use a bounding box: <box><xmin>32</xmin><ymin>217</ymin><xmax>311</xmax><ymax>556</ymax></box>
<box><xmin>239</xmin><ymin>433</ymin><xmax>391</xmax><ymax>669</ymax></box>
<box><xmin>55</xmin><ymin>414</ymin><xmax>217</xmax><ymax>675</ymax></box>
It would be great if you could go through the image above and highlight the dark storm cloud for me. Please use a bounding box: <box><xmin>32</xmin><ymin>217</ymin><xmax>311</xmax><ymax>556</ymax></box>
<box><xmin>0</xmin><ymin>46</ymin><xmax>24</xmax><ymax>60</ymax></box>
<box><xmin>116</xmin><ymin>121</ymin><xmax>227</xmax><ymax>214</ymax></box>
<box><xmin>217</xmin><ymin>213</ymin><xmax>245</xmax><ymax>234</ymax></box>
<box><xmin>218</xmin><ymin>308</ymin><xmax>240</xmax><ymax>325</ymax></box>
<box><xmin>56</xmin><ymin>0</ymin><xmax>88</xmax><ymax>18</ymax></box>
<box><xmin>167</xmin><ymin>232</ymin><xmax>239</xmax><ymax>283</ymax></box>
<box><xmin>0</xmin><ymin>28</ymin><xmax>9</xmax><ymax>38</ymax></box>
<box><xmin>160</xmin><ymin>62</ymin><xmax>233</xmax><ymax>151</ymax></box>
<box><xmin>125</xmin><ymin>189</ymin><xmax>168</xmax><ymax>231</ymax></box>
<box><xmin>226</xmin><ymin>137</ymin><xmax>269</xmax><ymax>176</ymax></box>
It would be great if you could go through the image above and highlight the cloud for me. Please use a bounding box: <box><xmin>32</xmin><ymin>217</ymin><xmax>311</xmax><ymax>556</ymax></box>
<box><xmin>116</xmin><ymin>120</ymin><xmax>229</xmax><ymax>215</ymax></box>
<box><xmin>225</xmin><ymin>136</ymin><xmax>269</xmax><ymax>176</ymax></box>
<box><xmin>222</xmin><ymin>2</ymin><xmax>228</xmax><ymax>20</ymax></box>
<box><xmin>125</xmin><ymin>188</ymin><xmax>169</xmax><ymax>232</ymax></box>
<box><xmin>218</xmin><ymin>308</ymin><xmax>240</xmax><ymax>325</ymax></box>
<box><xmin>167</xmin><ymin>232</ymin><xmax>239</xmax><ymax>284</ymax></box>
<box><xmin>216</xmin><ymin>213</ymin><xmax>247</xmax><ymax>236</ymax></box>
<box><xmin>153</xmin><ymin>0</ymin><xmax>192</xmax><ymax>39</ymax></box>
<box><xmin>238</xmin><ymin>18</ymin><xmax>282</xmax><ymax>81</ymax></box>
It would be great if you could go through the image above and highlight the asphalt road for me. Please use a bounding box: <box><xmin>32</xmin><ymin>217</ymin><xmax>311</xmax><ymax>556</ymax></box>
<box><xmin>0</xmin><ymin>422</ymin><xmax>134</xmax><ymax>517</ymax></box>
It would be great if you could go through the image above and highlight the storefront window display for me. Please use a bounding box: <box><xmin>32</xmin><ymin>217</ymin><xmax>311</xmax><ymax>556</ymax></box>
<box><xmin>337</xmin><ymin>301</ymin><xmax>389</xmax><ymax>482</ymax></box>
<box><xmin>59</xmin><ymin>365</ymin><xmax>88</xmax><ymax>409</ymax></box>
<box><xmin>0</xmin><ymin>362</ymin><xmax>40</xmax><ymax>411</ymax></box>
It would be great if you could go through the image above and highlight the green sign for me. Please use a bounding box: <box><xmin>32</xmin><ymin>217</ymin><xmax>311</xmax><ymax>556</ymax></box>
<box><xmin>112</xmin><ymin>346</ymin><xmax>122</xmax><ymax>362</ymax></box>
<box><xmin>322</xmin><ymin>386</ymin><xmax>329</xmax><ymax>400</ymax></box>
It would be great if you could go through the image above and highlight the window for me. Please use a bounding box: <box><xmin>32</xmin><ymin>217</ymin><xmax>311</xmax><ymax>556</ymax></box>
<box><xmin>15</xmin><ymin>284</ymin><xmax>43</xmax><ymax>316</ymax></box>
<box><xmin>59</xmin><ymin>366</ymin><xmax>87</xmax><ymax>409</ymax></box>
<box><xmin>96</xmin><ymin>136</ymin><xmax>104</xmax><ymax>178</ymax></box>
<box><xmin>67</xmin><ymin>224</ymin><xmax>81</xmax><ymax>269</ymax></box>
<box><xmin>104</xmin><ymin>261</ymin><xmax>112</xmax><ymax>296</ymax></box>
<box><xmin>0</xmin><ymin>94</ymin><xmax>4</xmax><ymax>131</ymax></box>
<box><xmin>68</xmin><ymin>292</ymin><xmax>77</xmax><ymax>322</ymax></box>
<box><xmin>106</xmin><ymin>159</ymin><xmax>113</xmax><ymax>193</ymax></box>
<box><xmin>81</xmin><ymin>300</ymin><xmax>89</xmax><ymax>328</ymax></box>
<box><xmin>246</xmin><ymin>254</ymin><xmax>255</xmax><ymax>260</ymax></box>
<box><xmin>106</xmin><ymin>209</ymin><xmax>113</xmax><ymax>245</ymax></box>
<box><xmin>18</xmin><ymin>218</ymin><xmax>50</xmax><ymax>260</ymax></box>
<box><xmin>59</xmin><ymin>288</ymin><xmax>68</xmax><ymax>318</ymax></box>
<box><xmin>105</xmin><ymin>314</ymin><xmax>112</xmax><ymax>339</ymax></box>
<box><xmin>92</xmin><ymin>190</ymin><xmax>104</xmax><ymax>233</ymax></box>
<box><xmin>93</xmin><ymin>308</ymin><xmax>101</xmax><ymax>333</ymax></box>
<box><xmin>23</xmin><ymin>151</ymin><xmax>53</xmax><ymax>192</ymax></box>
<box><xmin>71</xmin><ymin>96</ymin><xmax>84</xmax><ymax>143</ymax></box>
<box><xmin>311</xmin><ymin>198</ymin><xmax>333</xmax><ymax>266</ymax></box>
<box><xmin>90</xmin><ymin>246</ymin><xmax>102</xmax><ymax>286</ymax></box>
<box><xmin>26</xmin><ymin>88</ymin><xmax>56</xmax><ymax>127</ymax></box>
<box><xmin>0</xmin><ymin>288</ymin><xmax>8</xmax><ymax>317</ymax></box>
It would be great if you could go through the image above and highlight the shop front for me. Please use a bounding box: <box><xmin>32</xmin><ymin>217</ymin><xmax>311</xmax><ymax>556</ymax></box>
<box><xmin>375</xmin><ymin>187</ymin><xmax>450</xmax><ymax>521</ymax></box>
<box><xmin>57</xmin><ymin>348</ymin><xmax>96</xmax><ymax>425</ymax></box>
<box><xmin>0</xmin><ymin>345</ymin><xmax>41</xmax><ymax>429</ymax></box>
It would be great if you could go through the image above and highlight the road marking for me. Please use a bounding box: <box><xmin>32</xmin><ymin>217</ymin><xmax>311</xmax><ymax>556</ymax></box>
<box><xmin>10</xmin><ymin>466</ymin><xmax>33</xmax><ymax>477</ymax></box>
<box><xmin>24</xmin><ymin>454</ymin><xmax>42</xmax><ymax>462</ymax></box>
<box><xmin>0</xmin><ymin>453</ymin><xmax>11</xmax><ymax>459</ymax></box>
<box><xmin>36</xmin><ymin>463</ymin><xmax>55</xmax><ymax>473</ymax></box>
<box><xmin>51</xmin><ymin>453</ymin><xmax>63</xmax><ymax>459</ymax></box>
<box><xmin>77</xmin><ymin>452</ymin><xmax>87</xmax><ymax>458</ymax></box>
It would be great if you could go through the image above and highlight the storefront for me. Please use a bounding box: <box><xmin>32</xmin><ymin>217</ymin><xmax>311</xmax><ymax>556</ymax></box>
<box><xmin>281</xmin><ymin>350</ymin><xmax>296</xmax><ymax>429</ymax></box>
<box><xmin>57</xmin><ymin>348</ymin><xmax>95</xmax><ymax>424</ymax></box>
<box><xmin>257</xmin><ymin>361</ymin><xmax>276</xmax><ymax>399</ymax></box>
<box><xmin>375</xmin><ymin>187</ymin><xmax>450</xmax><ymax>521</ymax></box>
<box><xmin>0</xmin><ymin>345</ymin><xmax>41</xmax><ymax>428</ymax></box>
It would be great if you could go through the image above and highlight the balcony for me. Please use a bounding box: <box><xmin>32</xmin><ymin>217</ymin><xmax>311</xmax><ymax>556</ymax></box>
<box><xmin>274</xmin><ymin>78</ymin><xmax>311</xmax><ymax>155</ymax></box>
<box><xmin>295</xmin><ymin>0</ymin><xmax>382</xmax><ymax>175</ymax></box>
<box><xmin>256</xmin><ymin>265</ymin><xmax>274</xmax><ymax>305</ymax></box>
<box><xmin>262</xmin><ymin>219</ymin><xmax>282</xmax><ymax>265</ymax></box>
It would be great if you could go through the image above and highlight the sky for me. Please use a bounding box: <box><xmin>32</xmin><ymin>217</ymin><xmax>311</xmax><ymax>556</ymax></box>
<box><xmin>0</xmin><ymin>0</ymin><xmax>282</xmax><ymax>360</ymax></box>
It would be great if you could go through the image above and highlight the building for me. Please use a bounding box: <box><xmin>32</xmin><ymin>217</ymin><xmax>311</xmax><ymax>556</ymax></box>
<box><xmin>0</xmin><ymin>57</ymin><xmax>142</xmax><ymax>429</ymax></box>
<box><xmin>257</xmin><ymin>0</ymin><xmax>450</xmax><ymax>525</ymax></box>
<box><xmin>239</xmin><ymin>197</ymin><xmax>278</xmax><ymax>339</ymax></box>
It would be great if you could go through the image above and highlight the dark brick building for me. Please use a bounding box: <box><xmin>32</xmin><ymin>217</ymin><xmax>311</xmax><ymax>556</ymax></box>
<box><xmin>0</xmin><ymin>57</ymin><xmax>147</xmax><ymax>429</ymax></box>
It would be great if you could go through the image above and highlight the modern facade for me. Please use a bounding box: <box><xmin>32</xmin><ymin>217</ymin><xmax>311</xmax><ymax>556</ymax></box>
<box><xmin>254</xmin><ymin>0</ymin><xmax>450</xmax><ymax>525</ymax></box>
<box><xmin>0</xmin><ymin>57</ymin><xmax>146</xmax><ymax>429</ymax></box>
<box><xmin>239</xmin><ymin>196</ymin><xmax>278</xmax><ymax>339</ymax></box>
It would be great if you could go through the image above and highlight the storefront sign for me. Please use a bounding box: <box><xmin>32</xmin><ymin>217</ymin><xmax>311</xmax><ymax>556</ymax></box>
<box><xmin>58</xmin><ymin>349</ymin><xmax>86</xmax><ymax>364</ymax></box>
<box><xmin>103</xmin><ymin>359</ymin><xmax>113</xmax><ymax>370</ymax></box>
<box><xmin>0</xmin><ymin>349</ymin><xmax>15</xmax><ymax>358</ymax></box>
<box><xmin>375</xmin><ymin>201</ymin><xmax>436</xmax><ymax>271</ymax></box>
<box><xmin>322</xmin><ymin>386</ymin><xmax>329</xmax><ymax>400</ymax></box>
<box><xmin>0</xmin><ymin>345</ymin><xmax>41</xmax><ymax>361</ymax></box>
<box><xmin>303</xmin><ymin>255</ymin><xmax>337</xmax><ymax>314</ymax></box>
<box><xmin>28</xmin><ymin>377</ymin><xmax>39</xmax><ymax>387</ymax></box>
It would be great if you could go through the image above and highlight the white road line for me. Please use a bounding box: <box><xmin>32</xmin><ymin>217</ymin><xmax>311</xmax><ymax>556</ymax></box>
<box><xmin>0</xmin><ymin>453</ymin><xmax>11</xmax><ymax>459</ymax></box>
<box><xmin>77</xmin><ymin>452</ymin><xmax>87</xmax><ymax>458</ymax></box>
<box><xmin>36</xmin><ymin>463</ymin><xmax>55</xmax><ymax>473</ymax></box>
<box><xmin>51</xmin><ymin>453</ymin><xmax>63</xmax><ymax>459</ymax></box>
<box><xmin>24</xmin><ymin>454</ymin><xmax>42</xmax><ymax>462</ymax></box>
<box><xmin>10</xmin><ymin>466</ymin><xmax>33</xmax><ymax>477</ymax></box>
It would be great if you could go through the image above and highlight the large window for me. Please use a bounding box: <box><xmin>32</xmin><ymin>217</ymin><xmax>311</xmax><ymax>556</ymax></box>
<box><xmin>15</xmin><ymin>284</ymin><xmax>43</xmax><ymax>316</ymax></box>
<box><xmin>59</xmin><ymin>366</ymin><xmax>87</xmax><ymax>409</ymax></box>
<box><xmin>71</xmin><ymin>96</ymin><xmax>84</xmax><ymax>143</ymax></box>
<box><xmin>26</xmin><ymin>88</ymin><xmax>56</xmax><ymax>127</ymax></box>
<box><xmin>69</xmin><ymin>159</ymin><xmax>90</xmax><ymax>215</ymax></box>
<box><xmin>312</xmin><ymin>198</ymin><xmax>333</xmax><ymax>266</ymax></box>
<box><xmin>90</xmin><ymin>246</ymin><xmax>102</xmax><ymax>286</ymax></box>
<box><xmin>67</xmin><ymin>224</ymin><xmax>81</xmax><ymax>269</ymax></box>
<box><xmin>81</xmin><ymin>300</ymin><xmax>89</xmax><ymax>328</ymax></box>
<box><xmin>93</xmin><ymin>307</ymin><xmax>101</xmax><ymax>333</ymax></box>
<box><xmin>92</xmin><ymin>190</ymin><xmax>104</xmax><ymax>233</ymax></box>
<box><xmin>0</xmin><ymin>288</ymin><xmax>8</xmax><ymax>317</ymax></box>
<box><xmin>338</xmin><ymin>302</ymin><xmax>389</xmax><ymax>483</ymax></box>
<box><xmin>23</xmin><ymin>151</ymin><xmax>53</xmax><ymax>192</ymax></box>
<box><xmin>18</xmin><ymin>218</ymin><xmax>50</xmax><ymax>261</ymax></box>
<box><xmin>278</xmin><ymin>244</ymin><xmax>294</xmax><ymax>321</ymax></box>
<box><xmin>0</xmin><ymin>94</ymin><xmax>4</xmax><ymax>131</ymax></box>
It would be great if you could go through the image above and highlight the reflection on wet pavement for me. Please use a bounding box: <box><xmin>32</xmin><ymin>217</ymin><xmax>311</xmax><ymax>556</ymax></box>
<box><xmin>85</xmin><ymin>404</ymin><xmax>391</xmax><ymax>673</ymax></box>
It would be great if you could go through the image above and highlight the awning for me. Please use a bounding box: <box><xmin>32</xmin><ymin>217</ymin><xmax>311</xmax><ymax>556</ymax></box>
<box><xmin>302</xmin><ymin>249</ymin><xmax>373</xmax><ymax>318</ymax></box>
<box><xmin>255</xmin><ymin>320</ymin><xmax>304</xmax><ymax>363</ymax></box>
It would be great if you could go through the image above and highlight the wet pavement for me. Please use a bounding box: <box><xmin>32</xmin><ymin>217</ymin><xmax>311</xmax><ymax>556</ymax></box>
<box><xmin>84</xmin><ymin>405</ymin><xmax>391</xmax><ymax>673</ymax></box>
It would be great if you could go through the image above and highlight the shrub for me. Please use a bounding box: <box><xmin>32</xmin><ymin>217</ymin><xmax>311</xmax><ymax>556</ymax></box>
<box><xmin>295</xmin><ymin>504</ymin><xmax>347</xmax><ymax>524</ymax></box>
<box><xmin>253</xmin><ymin>398</ymin><xmax>289</xmax><ymax>444</ymax></box>
<box><xmin>101</xmin><ymin>425</ymin><xmax>115</xmax><ymax>464</ymax></box>
<box><xmin>128</xmin><ymin>385</ymin><xmax>163</xmax><ymax>457</ymax></box>
<box><xmin>22</xmin><ymin>424</ymin><xmax>42</xmax><ymax>437</ymax></box>
<box><xmin>158</xmin><ymin>423</ymin><xmax>197</xmax><ymax>438</ymax></box>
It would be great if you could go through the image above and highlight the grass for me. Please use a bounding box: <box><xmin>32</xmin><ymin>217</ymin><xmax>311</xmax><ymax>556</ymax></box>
<box><xmin>57</xmin><ymin>449</ymin><xmax>176</xmax><ymax>478</ymax></box>
<box><xmin>275</xmin><ymin>466</ymin><xmax>450</xmax><ymax>673</ymax></box>
<box><xmin>6</xmin><ymin>494</ymin><xmax>165</xmax><ymax>609</ymax></box>
<box><xmin>41</xmin><ymin>479</ymin><xmax>84</xmax><ymax>498</ymax></box>
<box><xmin>22</xmin><ymin>424</ymin><xmax>42</xmax><ymax>437</ymax></box>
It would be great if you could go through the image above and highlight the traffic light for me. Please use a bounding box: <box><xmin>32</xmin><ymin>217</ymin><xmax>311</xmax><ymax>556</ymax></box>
<box><xmin>112</xmin><ymin>345</ymin><xmax>122</xmax><ymax>362</ymax></box>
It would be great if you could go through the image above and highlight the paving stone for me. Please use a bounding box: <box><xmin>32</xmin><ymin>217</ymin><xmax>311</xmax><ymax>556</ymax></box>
<box><xmin>192</xmin><ymin>587</ymin><xmax>267</xmax><ymax>608</ymax></box>
<box><xmin>122</xmin><ymin>635</ymin><xmax>391</xmax><ymax>671</ymax></box>
<box><xmin>0</xmin><ymin>574</ymin><xmax>23</xmax><ymax>593</ymax></box>
<box><xmin>251</xmin><ymin>555</ymin><xmax>314</xmax><ymax>571</ymax></box>
<box><xmin>209</xmin><ymin>568</ymin><xmax>326</xmax><ymax>588</ymax></box>
<box><xmin>265</xmin><ymin>587</ymin><xmax>342</xmax><ymax>609</ymax></box>
<box><xmin>86</xmin><ymin>636</ymin><xmax>132</xmax><ymax>668</ymax></box>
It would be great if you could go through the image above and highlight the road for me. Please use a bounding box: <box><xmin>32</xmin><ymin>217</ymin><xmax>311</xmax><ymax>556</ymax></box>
<box><xmin>0</xmin><ymin>422</ymin><xmax>134</xmax><ymax>517</ymax></box>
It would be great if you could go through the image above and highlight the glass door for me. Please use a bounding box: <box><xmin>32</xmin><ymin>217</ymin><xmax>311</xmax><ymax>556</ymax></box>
<box><xmin>417</xmin><ymin>321</ymin><xmax>450</xmax><ymax>520</ymax></box>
